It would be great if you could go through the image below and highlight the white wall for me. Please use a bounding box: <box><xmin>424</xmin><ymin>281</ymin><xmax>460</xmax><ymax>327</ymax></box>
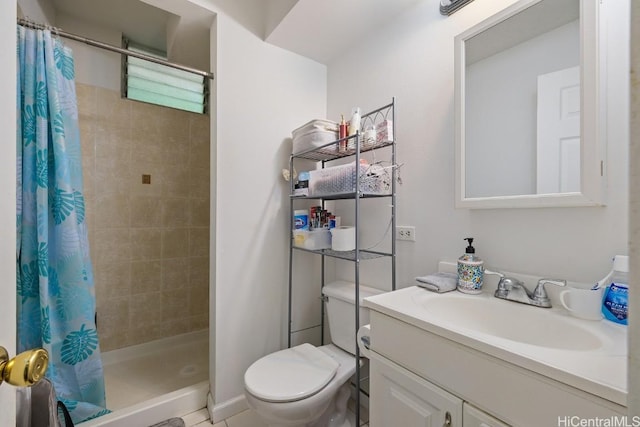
<box><xmin>628</xmin><ymin>0</ymin><xmax>640</xmax><ymax>418</ymax></box>
<box><xmin>54</xmin><ymin>13</ymin><xmax>123</xmax><ymax>91</ymax></box>
<box><xmin>328</xmin><ymin>0</ymin><xmax>629</xmax><ymax>289</ymax></box>
<box><xmin>16</xmin><ymin>0</ymin><xmax>54</xmax><ymax>24</ymax></box>
<box><xmin>0</xmin><ymin>2</ymin><xmax>17</xmax><ymax>424</ymax></box>
<box><xmin>212</xmin><ymin>10</ymin><xmax>326</xmax><ymax>403</ymax></box>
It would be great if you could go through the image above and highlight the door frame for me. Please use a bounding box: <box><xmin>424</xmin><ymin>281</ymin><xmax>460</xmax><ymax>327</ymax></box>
<box><xmin>0</xmin><ymin>1</ymin><xmax>18</xmax><ymax>424</ymax></box>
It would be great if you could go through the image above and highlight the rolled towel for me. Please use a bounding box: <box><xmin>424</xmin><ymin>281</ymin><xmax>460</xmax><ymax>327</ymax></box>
<box><xmin>416</xmin><ymin>272</ymin><xmax>458</xmax><ymax>293</ymax></box>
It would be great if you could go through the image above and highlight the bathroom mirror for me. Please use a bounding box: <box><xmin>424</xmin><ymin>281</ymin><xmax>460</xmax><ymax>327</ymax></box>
<box><xmin>454</xmin><ymin>0</ymin><xmax>606</xmax><ymax>209</ymax></box>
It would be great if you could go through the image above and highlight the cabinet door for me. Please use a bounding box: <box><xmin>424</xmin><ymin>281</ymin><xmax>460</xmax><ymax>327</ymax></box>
<box><xmin>370</xmin><ymin>352</ymin><xmax>462</xmax><ymax>427</ymax></box>
<box><xmin>463</xmin><ymin>403</ymin><xmax>510</xmax><ymax>427</ymax></box>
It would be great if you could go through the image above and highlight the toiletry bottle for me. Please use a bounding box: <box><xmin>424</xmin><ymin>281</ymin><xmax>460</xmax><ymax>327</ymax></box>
<box><xmin>294</xmin><ymin>209</ymin><xmax>309</xmax><ymax>231</ymax></box>
<box><xmin>457</xmin><ymin>237</ymin><xmax>484</xmax><ymax>294</ymax></box>
<box><xmin>601</xmin><ymin>255</ymin><xmax>629</xmax><ymax>325</ymax></box>
<box><xmin>348</xmin><ymin>107</ymin><xmax>361</xmax><ymax>137</ymax></box>
<box><xmin>339</xmin><ymin>115</ymin><xmax>348</xmax><ymax>152</ymax></box>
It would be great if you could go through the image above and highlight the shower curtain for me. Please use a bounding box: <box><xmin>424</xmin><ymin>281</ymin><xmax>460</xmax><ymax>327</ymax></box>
<box><xmin>16</xmin><ymin>26</ymin><xmax>109</xmax><ymax>423</ymax></box>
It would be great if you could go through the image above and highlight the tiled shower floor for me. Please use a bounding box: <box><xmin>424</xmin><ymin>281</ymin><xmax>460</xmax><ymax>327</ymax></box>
<box><xmin>102</xmin><ymin>330</ymin><xmax>209</xmax><ymax>411</ymax></box>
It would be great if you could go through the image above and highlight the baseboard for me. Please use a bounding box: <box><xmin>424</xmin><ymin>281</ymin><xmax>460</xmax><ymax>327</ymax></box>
<box><xmin>208</xmin><ymin>393</ymin><xmax>249</xmax><ymax>423</ymax></box>
<box><xmin>82</xmin><ymin>382</ymin><xmax>208</xmax><ymax>427</ymax></box>
<box><xmin>207</xmin><ymin>385</ymin><xmax>366</xmax><ymax>424</ymax></box>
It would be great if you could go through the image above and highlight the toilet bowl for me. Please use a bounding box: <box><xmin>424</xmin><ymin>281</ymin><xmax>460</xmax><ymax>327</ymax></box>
<box><xmin>243</xmin><ymin>281</ymin><xmax>382</xmax><ymax>427</ymax></box>
<box><xmin>245</xmin><ymin>344</ymin><xmax>356</xmax><ymax>427</ymax></box>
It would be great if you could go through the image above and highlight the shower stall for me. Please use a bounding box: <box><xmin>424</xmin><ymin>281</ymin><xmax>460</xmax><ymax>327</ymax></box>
<box><xmin>16</xmin><ymin>0</ymin><xmax>214</xmax><ymax>422</ymax></box>
<box><xmin>75</xmin><ymin>81</ymin><xmax>211</xmax><ymax>417</ymax></box>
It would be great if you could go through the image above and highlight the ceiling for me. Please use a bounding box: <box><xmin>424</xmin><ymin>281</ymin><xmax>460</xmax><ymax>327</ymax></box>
<box><xmin>45</xmin><ymin>0</ymin><xmax>424</xmax><ymax>68</ymax></box>
<box><xmin>51</xmin><ymin>0</ymin><xmax>176</xmax><ymax>52</ymax></box>
<box><xmin>265</xmin><ymin>0</ymin><xmax>424</xmax><ymax>64</ymax></box>
<box><xmin>49</xmin><ymin>0</ymin><xmax>216</xmax><ymax>70</ymax></box>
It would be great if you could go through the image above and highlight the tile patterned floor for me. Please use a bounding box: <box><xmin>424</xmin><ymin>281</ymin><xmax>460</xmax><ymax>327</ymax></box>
<box><xmin>183</xmin><ymin>402</ymin><xmax>370</xmax><ymax>427</ymax></box>
<box><xmin>101</xmin><ymin>332</ymin><xmax>369</xmax><ymax>426</ymax></box>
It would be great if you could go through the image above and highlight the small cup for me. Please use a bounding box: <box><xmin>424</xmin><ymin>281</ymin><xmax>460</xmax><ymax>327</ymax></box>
<box><xmin>559</xmin><ymin>287</ymin><xmax>604</xmax><ymax>320</ymax></box>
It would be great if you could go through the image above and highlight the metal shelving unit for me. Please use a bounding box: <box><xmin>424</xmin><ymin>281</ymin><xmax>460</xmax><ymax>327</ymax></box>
<box><xmin>287</xmin><ymin>99</ymin><xmax>396</xmax><ymax>426</ymax></box>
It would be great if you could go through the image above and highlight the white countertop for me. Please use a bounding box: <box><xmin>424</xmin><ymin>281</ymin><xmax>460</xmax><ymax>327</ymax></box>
<box><xmin>363</xmin><ymin>286</ymin><xmax>628</xmax><ymax>407</ymax></box>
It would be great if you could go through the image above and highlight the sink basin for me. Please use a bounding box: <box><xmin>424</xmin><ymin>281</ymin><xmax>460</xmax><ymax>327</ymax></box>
<box><xmin>419</xmin><ymin>294</ymin><xmax>603</xmax><ymax>351</ymax></box>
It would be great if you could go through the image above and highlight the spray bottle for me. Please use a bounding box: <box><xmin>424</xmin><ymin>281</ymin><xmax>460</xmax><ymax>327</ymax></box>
<box><xmin>597</xmin><ymin>255</ymin><xmax>629</xmax><ymax>325</ymax></box>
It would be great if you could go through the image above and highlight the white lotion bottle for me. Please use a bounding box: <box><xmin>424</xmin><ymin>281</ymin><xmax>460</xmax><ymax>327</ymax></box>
<box><xmin>348</xmin><ymin>107</ymin><xmax>361</xmax><ymax>136</ymax></box>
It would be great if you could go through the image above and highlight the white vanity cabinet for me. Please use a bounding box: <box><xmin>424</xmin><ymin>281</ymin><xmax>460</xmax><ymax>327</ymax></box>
<box><xmin>370</xmin><ymin>351</ymin><xmax>507</xmax><ymax>427</ymax></box>
<box><xmin>367</xmin><ymin>310</ymin><xmax>626</xmax><ymax>427</ymax></box>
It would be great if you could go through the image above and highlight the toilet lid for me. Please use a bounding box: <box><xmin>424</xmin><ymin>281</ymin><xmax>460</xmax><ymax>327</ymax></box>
<box><xmin>244</xmin><ymin>343</ymin><xmax>339</xmax><ymax>402</ymax></box>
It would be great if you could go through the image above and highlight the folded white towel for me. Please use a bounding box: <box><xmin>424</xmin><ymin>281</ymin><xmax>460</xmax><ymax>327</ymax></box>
<box><xmin>415</xmin><ymin>272</ymin><xmax>458</xmax><ymax>293</ymax></box>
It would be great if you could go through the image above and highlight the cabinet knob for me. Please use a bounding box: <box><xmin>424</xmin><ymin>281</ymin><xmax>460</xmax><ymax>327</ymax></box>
<box><xmin>443</xmin><ymin>411</ymin><xmax>452</xmax><ymax>427</ymax></box>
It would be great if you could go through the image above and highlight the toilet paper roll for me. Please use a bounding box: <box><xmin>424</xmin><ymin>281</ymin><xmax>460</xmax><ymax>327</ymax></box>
<box><xmin>330</xmin><ymin>226</ymin><xmax>355</xmax><ymax>251</ymax></box>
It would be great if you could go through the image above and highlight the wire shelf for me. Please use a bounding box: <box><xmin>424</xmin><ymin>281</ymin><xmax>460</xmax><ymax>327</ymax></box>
<box><xmin>291</xmin><ymin>192</ymin><xmax>392</xmax><ymax>201</ymax></box>
<box><xmin>292</xmin><ymin>246</ymin><xmax>393</xmax><ymax>261</ymax></box>
<box><xmin>292</xmin><ymin>100</ymin><xmax>395</xmax><ymax>162</ymax></box>
<box><xmin>292</xmin><ymin>139</ymin><xmax>394</xmax><ymax>162</ymax></box>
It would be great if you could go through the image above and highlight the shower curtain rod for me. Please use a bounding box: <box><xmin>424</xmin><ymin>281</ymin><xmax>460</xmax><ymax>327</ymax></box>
<box><xmin>17</xmin><ymin>18</ymin><xmax>214</xmax><ymax>80</ymax></box>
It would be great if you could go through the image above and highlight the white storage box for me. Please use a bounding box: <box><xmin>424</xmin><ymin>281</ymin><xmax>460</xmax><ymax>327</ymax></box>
<box><xmin>375</xmin><ymin>120</ymin><xmax>393</xmax><ymax>144</ymax></box>
<box><xmin>308</xmin><ymin>162</ymin><xmax>391</xmax><ymax>197</ymax></box>
<box><xmin>292</xmin><ymin>119</ymin><xmax>339</xmax><ymax>154</ymax></box>
<box><xmin>293</xmin><ymin>229</ymin><xmax>331</xmax><ymax>250</ymax></box>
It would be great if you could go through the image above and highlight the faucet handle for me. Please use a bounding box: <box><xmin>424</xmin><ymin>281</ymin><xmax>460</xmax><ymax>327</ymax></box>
<box><xmin>532</xmin><ymin>278</ymin><xmax>566</xmax><ymax>306</ymax></box>
<box><xmin>484</xmin><ymin>268</ymin><xmax>508</xmax><ymax>298</ymax></box>
<box><xmin>494</xmin><ymin>275</ymin><xmax>523</xmax><ymax>298</ymax></box>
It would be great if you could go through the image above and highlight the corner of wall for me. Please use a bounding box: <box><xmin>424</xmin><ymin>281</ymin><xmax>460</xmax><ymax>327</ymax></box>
<box><xmin>16</xmin><ymin>0</ymin><xmax>55</xmax><ymax>24</ymax></box>
<box><xmin>208</xmin><ymin>393</ymin><xmax>248</xmax><ymax>424</ymax></box>
<box><xmin>626</xmin><ymin>0</ymin><xmax>640</xmax><ymax>418</ymax></box>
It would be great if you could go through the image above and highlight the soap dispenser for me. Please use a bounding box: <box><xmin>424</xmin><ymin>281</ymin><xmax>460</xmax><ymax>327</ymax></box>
<box><xmin>457</xmin><ymin>237</ymin><xmax>484</xmax><ymax>294</ymax></box>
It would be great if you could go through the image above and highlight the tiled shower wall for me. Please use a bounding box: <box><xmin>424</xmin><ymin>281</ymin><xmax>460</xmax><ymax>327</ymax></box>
<box><xmin>76</xmin><ymin>83</ymin><xmax>210</xmax><ymax>351</ymax></box>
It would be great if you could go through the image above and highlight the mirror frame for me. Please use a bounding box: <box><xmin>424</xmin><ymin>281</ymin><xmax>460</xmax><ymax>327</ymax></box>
<box><xmin>454</xmin><ymin>0</ymin><xmax>606</xmax><ymax>209</ymax></box>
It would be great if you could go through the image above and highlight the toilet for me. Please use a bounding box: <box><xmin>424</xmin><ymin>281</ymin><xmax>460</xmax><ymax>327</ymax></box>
<box><xmin>244</xmin><ymin>281</ymin><xmax>382</xmax><ymax>427</ymax></box>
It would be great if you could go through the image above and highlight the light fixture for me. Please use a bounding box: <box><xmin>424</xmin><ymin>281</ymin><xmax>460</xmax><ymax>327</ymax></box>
<box><xmin>440</xmin><ymin>0</ymin><xmax>476</xmax><ymax>15</ymax></box>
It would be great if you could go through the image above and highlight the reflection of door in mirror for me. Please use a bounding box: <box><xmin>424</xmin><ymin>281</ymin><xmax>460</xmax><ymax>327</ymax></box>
<box><xmin>536</xmin><ymin>66</ymin><xmax>580</xmax><ymax>194</ymax></box>
<box><xmin>464</xmin><ymin>0</ymin><xmax>579</xmax><ymax>198</ymax></box>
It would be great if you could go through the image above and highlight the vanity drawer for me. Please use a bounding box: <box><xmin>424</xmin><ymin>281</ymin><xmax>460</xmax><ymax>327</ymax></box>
<box><xmin>464</xmin><ymin>402</ymin><xmax>509</xmax><ymax>427</ymax></box>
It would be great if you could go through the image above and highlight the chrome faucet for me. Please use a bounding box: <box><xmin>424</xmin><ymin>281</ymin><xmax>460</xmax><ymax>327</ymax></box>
<box><xmin>493</xmin><ymin>274</ymin><xmax>566</xmax><ymax>308</ymax></box>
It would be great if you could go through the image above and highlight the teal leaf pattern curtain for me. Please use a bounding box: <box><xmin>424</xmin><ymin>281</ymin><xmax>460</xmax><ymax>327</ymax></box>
<box><xmin>16</xmin><ymin>26</ymin><xmax>109</xmax><ymax>423</ymax></box>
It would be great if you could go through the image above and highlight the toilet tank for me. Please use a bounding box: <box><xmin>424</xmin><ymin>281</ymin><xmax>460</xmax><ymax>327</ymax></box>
<box><xmin>322</xmin><ymin>281</ymin><xmax>384</xmax><ymax>355</ymax></box>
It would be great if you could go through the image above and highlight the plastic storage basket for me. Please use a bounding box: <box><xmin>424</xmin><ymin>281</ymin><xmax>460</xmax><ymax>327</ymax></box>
<box><xmin>308</xmin><ymin>162</ymin><xmax>391</xmax><ymax>197</ymax></box>
<box><xmin>293</xmin><ymin>229</ymin><xmax>332</xmax><ymax>250</ymax></box>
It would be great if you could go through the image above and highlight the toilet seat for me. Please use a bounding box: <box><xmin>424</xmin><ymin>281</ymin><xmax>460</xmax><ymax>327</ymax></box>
<box><xmin>244</xmin><ymin>343</ymin><xmax>339</xmax><ymax>403</ymax></box>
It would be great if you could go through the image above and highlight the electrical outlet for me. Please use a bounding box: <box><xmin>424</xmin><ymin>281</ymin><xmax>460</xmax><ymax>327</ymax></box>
<box><xmin>396</xmin><ymin>226</ymin><xmax>416</xmax><ymax>241</ymax></box>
